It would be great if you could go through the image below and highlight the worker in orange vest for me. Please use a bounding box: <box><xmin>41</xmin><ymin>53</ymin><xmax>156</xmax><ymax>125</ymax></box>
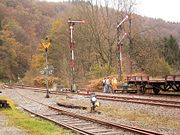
<box><xmin>111</xmin><ymin>77</ymin><xmax>117</xmax><ymax>93</ymax></box>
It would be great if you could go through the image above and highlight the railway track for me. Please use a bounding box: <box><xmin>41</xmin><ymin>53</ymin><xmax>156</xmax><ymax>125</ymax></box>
<box><xmin>95</xmin><ymin>94</ymin><xmax>180</xmax><ymax>109</ymax></box>
<box><xmin>33</xmin><ymin>89</ymin><xmax>180</xmax><ymax>109</ymax></box>
<box><xmin>12</xmin><ymin>85</ymin><xmax>180</xmax><ymax>108</ymax></box>
<box><xmin>14</xmin><ymin>88</ymin><xmax>164</xmax><ymax>135</ymax></box>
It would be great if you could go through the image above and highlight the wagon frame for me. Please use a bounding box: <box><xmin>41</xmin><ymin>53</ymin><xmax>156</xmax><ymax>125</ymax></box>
<box><xmin>127</xmin><ymin>75</ymin><xmax>180</xmax><ymax>94</ymax></box>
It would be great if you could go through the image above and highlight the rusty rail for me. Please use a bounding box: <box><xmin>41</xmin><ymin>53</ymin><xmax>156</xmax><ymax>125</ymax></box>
<box><xmin>13</xmin><ymin>86</ymin><xmax>180</xmax><ymax>108</ymax></box>
<box><xmin>15</xmin><ymin>88</ymin><xmax>165</xmax><ymax>135</ymax></box>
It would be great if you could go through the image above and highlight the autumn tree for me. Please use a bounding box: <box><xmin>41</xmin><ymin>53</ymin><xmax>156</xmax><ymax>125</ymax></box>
<box><xmin>73</xmin><ymin>1</ymin><xmax>122</xmax><ymax>78</ymax></box>
<box><xmin>0</xmin><ymin>30</ymin><xmax>30</xmax><ymax>80</ymax></box>
<box><xmin>1</xmin><ymin>0</ymin><xmax>180</xmax><ymax>84</ymax></box>
<box><xmin>130</xmin><ymin>36</ymin><xmax>172</xmax><ymax>76</ymax></box>
<box><xmin>48</xmin><ymin>18</ymin><xmax>70</xmax><ymax>85</ymax></box>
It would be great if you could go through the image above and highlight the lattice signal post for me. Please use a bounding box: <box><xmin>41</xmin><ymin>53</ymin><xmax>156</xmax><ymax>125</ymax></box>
<box><xmin>117</xmin><ymin>15</ymin><xmax>128</xmax><ymax>81</ymax></box>
<box><xmin>68</xmin><ymin>19</ymin><xmax>85</xmax><ymax>92</ymax></box>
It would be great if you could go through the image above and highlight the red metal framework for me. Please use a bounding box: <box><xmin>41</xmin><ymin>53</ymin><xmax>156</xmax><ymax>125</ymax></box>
<box><xmin>68</xmin><ymin>19</ymin><xmax>85</xmax><ymax>92</ymax></box>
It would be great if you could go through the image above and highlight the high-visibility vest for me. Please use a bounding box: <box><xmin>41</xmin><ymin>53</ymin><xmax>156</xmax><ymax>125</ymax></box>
<box><xmin>112</xmin><ymin>78</ymin><xmax>117</xmax><ymax>85</ymax></box>
<box><xmin>112</xmin><ymin>78</ymin><xmax>117</xmax><ymax>90</ymax></box>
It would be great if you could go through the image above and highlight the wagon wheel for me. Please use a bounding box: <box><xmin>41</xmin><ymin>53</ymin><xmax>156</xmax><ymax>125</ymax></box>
<box><xmin>140</xmin><ymin>86</ymin><xmax>146</xmax><ymax>94</ymax></box>
<box><xmin>153</xmin><ymin>87</ymin><xmax>160</xmax><ymax>94</ymax></box>
<box><xmin>176</xmin><ymin>84</ymin><xmax>180</xmax><ymax>91</ymax></box>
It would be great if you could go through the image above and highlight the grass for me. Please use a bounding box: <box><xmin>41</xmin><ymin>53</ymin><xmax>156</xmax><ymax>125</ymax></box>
<box><xmin>98</xmin><ymin>104</ymin><xmax>180</xmax><ymax>129</ymax></box>
<box><xmin>0</xmin><ymin>96</ymin><xmax>78</xmax><ymax>135</ymax></box>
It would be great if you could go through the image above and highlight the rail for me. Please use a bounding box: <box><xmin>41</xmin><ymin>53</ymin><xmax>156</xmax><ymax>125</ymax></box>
<box><xmin>15</xmin><ymin>88</ymin><xmax>165</xmax><ymax>135</ymax></box>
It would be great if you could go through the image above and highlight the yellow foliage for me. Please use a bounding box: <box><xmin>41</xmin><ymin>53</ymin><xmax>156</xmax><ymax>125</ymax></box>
<box><xmin>31</xmin><ymin>54</ymin><xmax>44</xmax><ymax>69</ymax></box>
<box><xmin>30</xmin><ymin>43</ymin><xmax>45</xmax><ymax>69</ymax></box>
<box><xmin>49</xmin><ymin>18</ymin><xmax>61</xmax><ymax>37</ymax></box>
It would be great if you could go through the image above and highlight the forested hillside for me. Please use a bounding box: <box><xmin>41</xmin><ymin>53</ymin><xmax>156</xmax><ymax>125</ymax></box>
<box><xmin>0</xmin><ymin>0</ymin><xmax>180</xmax><ymax>86</ymax></box>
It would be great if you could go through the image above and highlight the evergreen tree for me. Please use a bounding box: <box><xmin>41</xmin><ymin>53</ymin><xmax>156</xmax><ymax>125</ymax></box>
<box><xmin>163</xmin><ymin>35</ymin><xmax>180</xmax><ymax>70</ymax></box>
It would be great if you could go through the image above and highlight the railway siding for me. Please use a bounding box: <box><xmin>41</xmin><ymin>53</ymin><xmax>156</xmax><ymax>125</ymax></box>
<box><xmin>1</xmin><ymin>88</ymin><xmax>180</xmax><ymax>135</ymax></box>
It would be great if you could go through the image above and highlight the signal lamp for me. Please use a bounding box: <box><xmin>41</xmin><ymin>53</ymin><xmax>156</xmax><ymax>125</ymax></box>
<box><xmin>90</xmin><ymin>94</ymin><xmax>98</xmax><ymax>112</ymax></box>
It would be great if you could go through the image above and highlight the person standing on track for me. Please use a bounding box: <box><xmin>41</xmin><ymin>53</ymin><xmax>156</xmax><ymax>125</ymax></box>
<box><xmin>111</xmin><ymin>77</ymin><xmax>117</xmax><ymax>93</ymax></box>
<box><xmin>102</xmin><ymin>77</ymin><xmax>106</xmax><ymax>93</ymax></box>
<box><xmin>105</xmin><ymin>77</ymin><xmax>111</xmax><ymax>93</ymax></box>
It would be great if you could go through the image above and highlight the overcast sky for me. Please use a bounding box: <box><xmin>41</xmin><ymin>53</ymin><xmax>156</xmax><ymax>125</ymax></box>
<box><xmin>42</xmin><ymin>0</ymin><xmax>180</xmax><ymax>22</ymax></box>
<box><xmin>136</xmin><ymin>0</ymin><xmax>180</xmax><ymax>22</ymax></box>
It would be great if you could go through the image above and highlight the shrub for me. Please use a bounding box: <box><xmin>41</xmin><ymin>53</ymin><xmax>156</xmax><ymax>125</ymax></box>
<box><xmin>33</xmin><ymin>76</ymin><xmax>59</xmax><ymax>87</ymax></box>
<box><xmin>87</xmin><ymin>64</ymin><xmax>115</xmax><ymax>79</ymax></box>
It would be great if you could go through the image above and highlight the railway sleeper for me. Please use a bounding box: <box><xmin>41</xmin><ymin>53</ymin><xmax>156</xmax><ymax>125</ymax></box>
<box><xmin>100</xmin><ymin>131</ymin><xmax>125</xmax><ymax>135</ymax></box>
<box><xmin>88</xmin><ymin>129</ymin><xmax>115</xmax><ymax>134</ymax></box>
<box><xmin>81</xmin><ymin>126</ymin><xmax>99</xmax><ymax>130</ymax></box>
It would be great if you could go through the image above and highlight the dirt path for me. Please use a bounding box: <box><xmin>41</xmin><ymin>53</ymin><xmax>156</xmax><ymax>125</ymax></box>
<box><xmin>0</xmin><ymin>113</ymin><xmax>27</xmax><ymax>135</ymax></box>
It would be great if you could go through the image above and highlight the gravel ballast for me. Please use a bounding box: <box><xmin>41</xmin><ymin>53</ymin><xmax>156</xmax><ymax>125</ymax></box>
<box><xmin>1</xmin><ymin>88</ymin><xmax>180</xmax><ymax>135</ymax></box>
